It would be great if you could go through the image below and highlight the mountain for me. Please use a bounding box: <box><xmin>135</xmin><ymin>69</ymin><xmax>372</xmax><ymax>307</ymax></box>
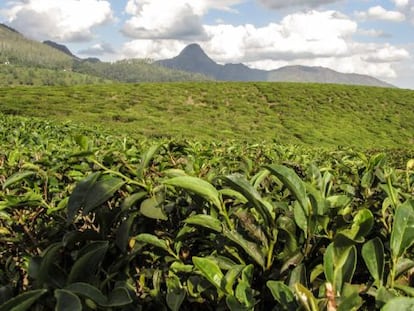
<box><xmin>43</xmin><ymin>40</ymin><xmax>79</xmax><ymax>59</ymax></box>
<box><xmin>0</xmin><ymin>24</ymin><xmax>210</xmax><ymax>83</ymax></box>
<box><xmin>157</xmin><ymin>43</ymin><xmax>394</xmax><ymax>87</ymax></box>
<box><xmin>0</xmin><ymin>23</ymin><xmax>74</xmax><ymax>69</ymax></box>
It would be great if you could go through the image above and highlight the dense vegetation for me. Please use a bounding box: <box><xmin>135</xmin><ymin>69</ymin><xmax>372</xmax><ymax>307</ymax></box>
<box><xmin>0</xmin><ymin>24</ymin><xmax>210</xmax><ymax>85</ymax></box>
<box><xmin>0</xmin><ymin>65</ymin><xmax>109</xmax><ymax>86</ymax></box>
<box><xmin>0</xmin><ymin>82</ymin><xmax>413</xmax><ymax>149</ymax></box>
<box><xmin>1</xmin><ymin>112</ymin><xmax>414</xmax><ymax>310</ymax></box>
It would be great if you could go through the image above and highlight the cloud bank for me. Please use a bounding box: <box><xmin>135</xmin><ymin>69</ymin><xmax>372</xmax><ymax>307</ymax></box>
<box><xmin>2</xmin><ymin>0</ymin><xmax>114</xmax><ymax>42</ymax></box>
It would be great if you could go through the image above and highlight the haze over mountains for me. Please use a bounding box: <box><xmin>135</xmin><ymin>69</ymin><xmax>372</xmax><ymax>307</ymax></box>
<box><xmin>0</xmin><ymin>22</ymin><xmax>393</xmax><ymax>87</ymax></box>
<box><xmin>156</xmin><ymin>44</ymin><xmax>394</xmax><ymax>87</ymax></box>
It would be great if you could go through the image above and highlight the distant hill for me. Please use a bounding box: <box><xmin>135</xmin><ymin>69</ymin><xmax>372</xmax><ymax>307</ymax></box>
<box><xmin>0</xmin><ymin>23</ymin><xmax>211</xmax><ymax>84</ymax></box>
<box><xmin>0</xmin><ymin>23</ymin><xmax>73</xmax><ymax>69</ymax></box>
<box><xmin>157</xmin><ymin>43</ymin><xmax>394</xmax><ymax>87</ymax></box>
<box><xmin>43</xmin><ymin>40</ymin><xmax>79</xmax><ymax>59</ymax></box>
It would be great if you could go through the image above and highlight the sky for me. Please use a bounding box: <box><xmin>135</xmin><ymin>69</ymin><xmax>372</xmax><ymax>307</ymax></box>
<box><xmin>1</xmin><ymin>0</ymin><xmax>413</xmax><ymax>89</ymax></box>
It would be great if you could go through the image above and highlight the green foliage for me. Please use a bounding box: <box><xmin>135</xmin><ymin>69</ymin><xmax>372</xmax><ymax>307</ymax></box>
<box><xmin>1</xmin><ymin>109</ymin><xmax>414</xmax><ymax>310</ymax></box>
<box><xmin>0</xmin><ymin>82</ymin><xmax>413</xmax><ymax>149</ymax></box>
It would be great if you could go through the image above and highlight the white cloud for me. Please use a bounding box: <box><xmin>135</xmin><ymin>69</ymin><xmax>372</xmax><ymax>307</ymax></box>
<box><xmin>78</xmin><ymin>42</ymin><xmax>115</xmax><ymax>56</ymax></box>
<box><xmin>391</xmin><ymin>0</ymin><xmax>414</xmax><ymax>23</ymax></box>
<box><xmin>121</xmin><ymin>40</ymin><xmax>186</xmax><ymax>60</ymax></box>
<box><xmin>358</xmin><ymin>28</ymin><xmax>391</xmax><ymax>38</ymax></box>
<box><xmin>204</xmin><ymin>11</ymin><xmax>356</xmax><ymax>63</ymax></box>
<box><xmin>2</xmin><ymin>0</ymin><xmax>114</xmax><ymax>42</ymax></box>
<box><xmin>120</xmin><ymin>9</ymin><xmax>410</xmax><ymax>80</ymax></box>
<box><xmin>258</xmin><ymin>0</ymin><xmax>341</xmax><ymax>9</ymax></box>
<box><xmin>356</xmin><ymin>5</ymin><xmax>406</xmax><ymax>22</ymax></box>
<box><xmin>122</xmin><ymin>0</ymin><xmax>242</xmax><ymax>40</ymax></box>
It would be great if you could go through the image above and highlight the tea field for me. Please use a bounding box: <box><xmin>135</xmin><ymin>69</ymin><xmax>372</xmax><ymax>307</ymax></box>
<box><xmin>1</xmin><ymin>82</ymin><xmax>414</xmax><ymax>310</ymax></box>
<box><xmin>0</xmin><ymin>82</ymin><xmax>413</xmax><ymax>148</ymax></box>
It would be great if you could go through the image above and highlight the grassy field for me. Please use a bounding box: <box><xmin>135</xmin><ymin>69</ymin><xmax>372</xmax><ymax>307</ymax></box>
<box><xmin>0</xmin><ymin>82</ymin><xmax>413</xmax><ymax>149</ymax></box>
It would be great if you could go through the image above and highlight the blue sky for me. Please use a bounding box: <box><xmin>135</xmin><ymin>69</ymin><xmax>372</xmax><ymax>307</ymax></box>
<box><xmin>1</xmin><ymin>0</ymin><xmax>413</xmax><ymax>88</ymax></box>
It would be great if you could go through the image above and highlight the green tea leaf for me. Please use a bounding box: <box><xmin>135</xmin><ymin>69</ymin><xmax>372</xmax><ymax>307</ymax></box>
<box><xmin>2</xmin><ymin>171</ymin><xmax>36</xmax><ymax>190</ymax></box>
<box><xmin>395</xmin><ymin>257</ymin><xmax>414</xmax><ymax>279</ymax></box>
<box><xmin>267</xmin><ymin>281</ymin><xmax>296</xmax><ymax>309</ymax></box>
<box><xmin>67</xmin><ymin>172</ymin><xmax>100</xmax><ymax>222</ymax></box>
<box><xmin>137</xmin><ymin>143</ymin><xmax>162</xmax><ymax>178</ymax></box>
<box><xmin>54</xmin><ymin>289</ymin><xmax>82</xmax><ymax>311</ymax></box>
<box><xmin>391</xmin><ymin>200</ymin><xmax>414</xmax><ymax>259</ymax></box>
<box><xmin>65</xmin><ymin>283</ymin><xmax>107</xmax><ymax>306</ymax></box>
<box><xmin>140</xmin><ymin>196</ymin><xmax>168</xmax><ymax>220</ymax></box>
<box><xmin>382</xmin><ymin>297</ymin><xmax>414</xmax><ymax>311</ymax></box>
<box><xmin>166</xmin><ymin>272</ymin><xmax>186</xmax><ymax>311</ymax></box>
<box><xmin>106</xmin><ymin>287</ymin><xmax>132</xmax><ymax>307</ymax></box>
<box><xmin>67</xmin><ymin>241</ymin><xmax>109</xmax><ymax>283</ymax></box>
<box><xmin>224</xmin><ymin>265</ymin><xmax>245</xmax><ymax>295</ymax></box>
<box><xmin>265</xmin><ymin>165</ymin><xmax>307</xmax><ymax>211</ymax></box>
<box><xmin>184</xmin><ymin>214</ymin><xmax>222</xmax><ymax>232</ymax></box>
<box><xmin>362</xmin><ymin>238</ymin><xmax>384</xmax><ymax>287</ymax></box>
<box><xmin>337</xmin><ymin>283</ymin><xmax>363</xmax><ymax>311</ymax></box>
<box><xmin>222</xmin><ymin>174</ymin><xmax>273</xmax><ymax>227</ymax></box>
<box><xmin>164</xmin><ymin>176</ymin><xmax>221</xmax><ymax>210</ymax></box>
<box><xmin>192</xmin><ymin>257</ymin><xmax>226</xmax><ymax>293</ymax></box>
<box><xmin>0</xmin><ymin>289</ymin><xmax>47</xmax><ymax>311</ymax></box>
<box><xmin>134</xmin><ymin>233</ymin><xmax>170</xmax><ymax>253</ymax></box>
<box><xmin>223</xmin><ymin>228</ymin><xmax>266</xmax><ymax>269</ymax></box>
<box><xmin>294</xmin><ymin>283</ymin><xmax>319</xmax><ymax>311</ymax></box>
<box><xmin>83</xmin><ymin>175</ymin><xmax>125</xmax><ymax>214</ymax></box>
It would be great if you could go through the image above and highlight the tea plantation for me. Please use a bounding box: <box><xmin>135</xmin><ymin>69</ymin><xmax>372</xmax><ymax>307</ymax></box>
<box><xmin>1</xmin><ymin>82</ymin><xmax>414</xmax><ymax>310</ymax></box>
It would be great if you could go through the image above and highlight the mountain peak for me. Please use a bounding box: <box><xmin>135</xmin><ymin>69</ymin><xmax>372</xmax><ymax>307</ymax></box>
<box><xmin>177</xmin><ymin>43</ymin><xmax>214</xmax><ymax>63</ymax></box>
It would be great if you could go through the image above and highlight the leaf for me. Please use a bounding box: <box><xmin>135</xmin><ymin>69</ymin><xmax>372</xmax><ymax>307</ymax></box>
<box><xmin>120</xmin><ymin>191</ymin><xmax>146</xmax><ymax>213</ymax></box>
<box><xmin>166</xmin><ymin>272</ymin><xmax>186</xmax><ymax>311</ymax></box>
<box><xmin>74</xmin><ymin>135</ymin><xmax>89</xmax><ymax>150</ymax></box>
<box><xmin>337</xmin><ymin>283</ymin><xmax>363</xmax><ymax>311</ymax></box>
<box><xmin>184</xmin><ymin>214</ymin><xmax>222</xmax><ymax>233</ymax></box>
<box><xmin>267</xmin><ymin>281</ymin><xmax>296</xmax><ymax>310</ymax></box>
<box><xmin>67</xmin><ymin>241</ymin><xmax>109</xmax><ymax>283</ymax></box>
<box><xmin>36</xmin><ymin>242</ymin><xmax>62</xmax><ymax>287</ymax></box>
<box><xmin>2</xmin><ymin>171</ymin><xmax>36</xmax><ymax>190</ymax></box>
<box><xmin>335</xmin><ymin>209</ymin><xmax>374</xmax><ymax>245</ymax></box>
<box><xmin>192</xmin><ymin>257</ymin><xmax>226</xmax><ymax>293</ymax></box>
<box><xmin>65</xmin><ymin>283</ymin><xmax>107</xmax><ymax>306</ymax></box>
<box><xmin>226</xmin><ymin>295</ymin><xmax>251</xmax><ymax>311</ymax></box>
<box><xmin>83</xmin><ymin>175</ymin><xmax>125</xmax><ymax>214</ymax></box>
<box><xmin>395</xmin><ymin>257</ymin><xmax>414</xmax><ymax>279</ymax></box>
<box><xmin>362</xmin><ymin>238</ymin><xmax>384</xmax><ymax>287</ymax></box>
<box><xmin>115</xmin><ymin>213</ymin><xmax>138</xmax><ymax>251</ymax></box>
<box><xmin>67</xmin><ymin>173</ymin><xmax>124</xmax><ymax>222</ymax></box>
<box><xmin>140</xmin><ymin>196</ymin><xmax>168</xmax><ymax>220</ymax></box>
<box><xmin>376</xmin><ymin>286</ymin><xmax>397</xmax><ymax>309</ymax></box>
<box><xmin>391</xmin><ymin>200</ymin><xmax>414</xmax><ymax>259</ymax></box>
<box><xmin>224</xmin><ymin>265</ymin><xmax>245</xmax><ymax>295</ymax></box>
<box><xmin>222</xmin><ymin>174</ymin><xmax>273</xmax><ymax>227</ymax></box>
<box><xmin>294</xmin><ymin>283</ymin><xmax>319</xmax><ymax>311</ymax></box>
<box><xmin>137</xmin><ymin>143</ymin><xmax>162</xmax><ymax>178</ymax></box>
<box><xmin>0</xmin><ymin>289</ymin><xmax>47</xmax><ymax>311</ymax></box>
<box><xmin>265</xmin><ymin>165</ymin><xmax>307</xmax><ymax>211</ymax></box>
<box><xmin>223</xmin><ymin>228</ymin><xmax>266</xmax><ymax>269</ymax></box>
<box><xmin>382</xmin><ymin>297</ymin><xmax>414</xmax><ymax>311</ymax></box>
<box><xmin>324</xmin><ymin>243</ymin><xmax>357</xmax><ymax>293</ymax></box>
<box><xmin>134</xmin><ymin>233</ymin><xmax>170</xmax><ymax>254</ymax></box>
<box><xmin>54</xmin><ymin>289</ymin><xmax>82</xmax><ymax>311</ymax></box>
<box><xmin>293</xmin><ymin>201</ymin><xmax>308</xmax><ymax>236</ymax></box>
<box><xmin>394</xmin><ymin>284</ymin><xmax>414</xmax><ymax>297</ymax></box>
<box><xmin>106</xmin><ymin>287</ymin><xmax>132</xmax><ymax>307</ymax></box>
<box><xmin>163</xmin><ymin>176</ymin><xmax>221</xmax><ymax>210</ymax></box>
<box><xmin>67</xmin><ymin>172</ymin><xmax>100</xmax><ymax>222</ymax></box>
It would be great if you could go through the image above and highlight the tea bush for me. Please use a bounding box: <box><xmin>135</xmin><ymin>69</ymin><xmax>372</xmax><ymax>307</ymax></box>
<box><xmin>1</xmin><ymin>113</ymin><xmax>414</xmax><ymax>310</ymax></box>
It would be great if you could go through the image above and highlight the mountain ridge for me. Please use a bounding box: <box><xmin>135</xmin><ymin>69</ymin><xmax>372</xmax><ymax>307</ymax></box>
<box><xmin>156</xmin><ymin>43</ymin><xmax>394</xmax><ymax>88</ymax></box>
